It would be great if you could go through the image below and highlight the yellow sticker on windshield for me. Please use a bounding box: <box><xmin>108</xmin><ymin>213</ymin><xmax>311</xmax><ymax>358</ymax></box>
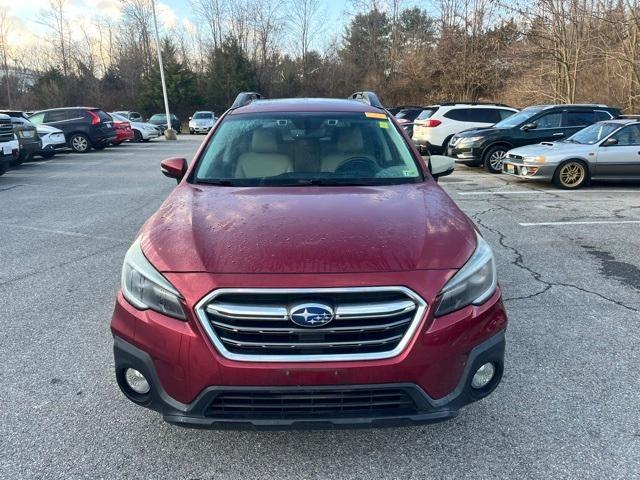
<box><xmin>378</xmin><ymin>121</ymin><xmax>388</xmax><ymax>129</ymax></box>
<box><xmin>364</xmin><ymin>112</ymin><xmax>387</xmax><ymax>119</ymax></box>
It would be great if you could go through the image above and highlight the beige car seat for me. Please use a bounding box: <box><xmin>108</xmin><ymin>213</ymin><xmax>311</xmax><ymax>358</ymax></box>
<box><xmin>235</xmin><ymin>129</ymin><xmax>292</xmax><ymax>178</ymax></box>
<box><xmin>321</xmin><ymin>128</ymin><xmax>375</xmax><ymax>173</ymax></box>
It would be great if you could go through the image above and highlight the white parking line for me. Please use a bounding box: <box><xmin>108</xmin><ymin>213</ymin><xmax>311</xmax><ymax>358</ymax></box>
<box><xmin>520</xmin><ymin>220</ymin><xmax>640</xmax><ymax>226</ymax></box>
<box><xmin>0</xmin><ymin>223</ymin><xmax>125</xmax><ymax>242</ymax></box>
<box><xmin>459</xmin><ymin>189</ymin><xmax>640</xmax><ymax>196</ymax></box>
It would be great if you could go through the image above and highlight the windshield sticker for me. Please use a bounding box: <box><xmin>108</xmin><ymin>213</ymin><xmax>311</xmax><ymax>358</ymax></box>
<box><xmin>378</xmin><ymin>121</ymin><xmax>389</xmax><ymax>129</ymax></box>
<box><xmin>364</xmin><ymin>112</ymin><xmax>387</xmax><ymax>119</ymax></box>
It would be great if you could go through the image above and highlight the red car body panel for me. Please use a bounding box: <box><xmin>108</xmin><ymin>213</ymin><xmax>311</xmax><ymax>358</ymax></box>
<box><xmin>113</xmin><ymin>120</ymin><xmax>134</xmax><ymax>143</ymax></box>
<box><xmin>140</xmin><ymin>182</ymin><xmax>476</xmax><ymax>274</ymax></box>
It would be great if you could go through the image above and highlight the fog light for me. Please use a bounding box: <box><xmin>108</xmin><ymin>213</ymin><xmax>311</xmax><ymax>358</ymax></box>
<box><xmin>124</xmin><ymin>368</ymin><xmax>150</xmax><ymax>394</ymax></box>
<box><xmin>471</xmin><ymin>363</ymin><xmax>496</xmax><ymax>389</ymax></box>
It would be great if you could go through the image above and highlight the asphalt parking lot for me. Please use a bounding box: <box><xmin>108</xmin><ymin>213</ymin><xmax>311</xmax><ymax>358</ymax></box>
<box><xmin>1</xmin><ymin>136</ymin><xmax>639</xmax><ymax>479</ymax></box>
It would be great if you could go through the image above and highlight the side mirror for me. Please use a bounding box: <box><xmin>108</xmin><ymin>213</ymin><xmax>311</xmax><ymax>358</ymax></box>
<box><xmin>429</xmin><ymin>155</ymin><xmax>455</xmax><ymax>180</ymax></box>
<box><xmin>160</xmin><ymin>157</ymin><xmax>187</xmax><ymax>183</ymax></box>
<box><xmin>602</xmin><ymin>137</ymin><xmax>618</xmax><ymax>146</ymax></box>
<box><xmin>521</xmin><ymin>123</ymin><xmax>537</xmax><ymax>131</ymax></box>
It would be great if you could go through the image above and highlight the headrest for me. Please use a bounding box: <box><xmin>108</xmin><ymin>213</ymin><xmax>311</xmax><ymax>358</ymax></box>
<box><xmin>337</xmin><ymin>128</ymin><xmax>364</xmax><ymax>153</ymax></box>
<box><xmin>251</xmin><ymin>129</ymin><xmax>278</xmax><ymax>153</ymax></box>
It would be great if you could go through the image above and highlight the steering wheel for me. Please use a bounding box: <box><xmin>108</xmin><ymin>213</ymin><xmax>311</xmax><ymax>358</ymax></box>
<box><xmin>335</xmin><ymin>157</ymin><xmax>379</xmax><ymax>177</ymax></box>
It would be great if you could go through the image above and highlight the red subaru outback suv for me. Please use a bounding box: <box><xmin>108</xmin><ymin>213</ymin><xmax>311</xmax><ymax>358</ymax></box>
<box><xmin>111</xmin><ymin>92</ymin><xmax>508</xmax><ymax>429</ymax></box>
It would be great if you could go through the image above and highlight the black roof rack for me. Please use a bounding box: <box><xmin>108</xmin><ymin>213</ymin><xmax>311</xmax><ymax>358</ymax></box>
<box><xmin>231</xmin><ymin>92</ymin><xmax>263</xmax><ymax>109</ymax></box>
<box><xmin>437</xmin><ymin>101</ymin><xmax>514</xmax><ymax>108</ymax></box>
<box><xmin>349</xmin><ymin>91</ymin><xmax>384</xmax><ymax>109</ymax></box>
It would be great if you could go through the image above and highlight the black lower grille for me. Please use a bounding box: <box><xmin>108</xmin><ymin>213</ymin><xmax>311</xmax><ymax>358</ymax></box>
<box><xmin>205</xmin><ymin>388</ymin><xmax>419</xmax><ymax>419</ymax></box>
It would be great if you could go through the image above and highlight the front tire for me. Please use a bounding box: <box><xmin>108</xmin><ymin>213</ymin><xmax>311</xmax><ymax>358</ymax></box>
<box><xmin>484</xmin><ymin>146</ymin><xmax>508</xmax><ymax>173</ymax></box>
<box><xmin>132</xmin><ymin>130</ymin><xmax>143</xmax><ymax>142</ymax></box>
<box><xmin>69</xmin><ymin>134</ymin><xmax>91</xmax><ymax>153</ymax></box>
<box><xmin>553</xmin><ymin>160</ymin><xmax>589</xmax><ymax>189</ymax></box>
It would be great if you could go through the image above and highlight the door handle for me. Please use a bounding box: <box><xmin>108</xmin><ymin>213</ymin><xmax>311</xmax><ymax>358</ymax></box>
<box><xmin>553</xmin><ymin>133</ymin><xmax>564</xmax><ymax>137</ymax></box>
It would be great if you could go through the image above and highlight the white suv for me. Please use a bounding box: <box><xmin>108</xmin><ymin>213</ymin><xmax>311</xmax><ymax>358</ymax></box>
<box><xmin>412</xmin><ymin>103</ymin><xmax>518</xmax><ymax>154</ymax></box>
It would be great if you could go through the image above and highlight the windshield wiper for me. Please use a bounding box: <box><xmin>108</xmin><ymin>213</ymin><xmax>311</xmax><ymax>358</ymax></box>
<box><xmin>195</xmin><ymin>179</ymin><xmax>238</xmax><ymax>186</ymax></box>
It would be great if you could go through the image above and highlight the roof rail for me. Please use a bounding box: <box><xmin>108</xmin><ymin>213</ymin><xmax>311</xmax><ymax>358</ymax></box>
<box><xmin>231</xmin><ymin>92</ymin><xmax>263</xmax><ymax>109</ymax></box>
<box><xmin>437</xmin><ymin>101</ymin><xmax>514</xmax><ymax>108</ymax></box>
<box><xmin>349</xmin><ymin>91</ymin><xmax>384</xmax><ymax>109</ymax></box>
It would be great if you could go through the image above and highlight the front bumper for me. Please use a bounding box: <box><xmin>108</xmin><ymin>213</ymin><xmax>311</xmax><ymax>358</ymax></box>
<box><xmin>141</xmin><ymin>129</ymin><xmax>160</xmax><ymax>140</ymax></box>
<box><xmin>502</xmin><ymin>159</ymin><xmax>555</xmax><ymax>181</ymax></box>
<box><xmin>111</xmin><ymin>272</ymin><xmax>508</xmax><ymax>429</ymax></box>
<box><xmin>447</xmin><ymin>144</ymin><xmax>483</xmax><ymax>165</ymax></box>
<box><xmin>189</xmin><ymin>125</ymin><xmax>212</xmax><ymax>133</ymax></box>
<box><xmin>113</xmin><ymin>330</ymin><xmax>505</xmax><ymax>429</ymax></box>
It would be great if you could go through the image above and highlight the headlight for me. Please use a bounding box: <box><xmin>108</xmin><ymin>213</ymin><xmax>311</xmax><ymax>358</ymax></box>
<box><xmin>434</xmin><ymin>231</ymin><xmax>497</xmax><ymax>316</ymax></box>
<box><xmin>121</xmin><ymin>238</ymin><xmax>186</xmax><ymax>320</ymax></box>
<box><xmin>523</xmin><ymin>155</ymin><xmax>545</xmax><ymax>163</ymax></box>
<box><xmin>458</xmin><ymin>136</ymin><xmax>483</xmax><ymax>146</ymax></box>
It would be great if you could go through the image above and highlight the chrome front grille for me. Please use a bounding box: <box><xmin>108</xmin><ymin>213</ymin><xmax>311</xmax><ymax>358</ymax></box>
<box><xmin>0</xmin><ymin>120</ymin><xmax>13</xmax><ymax>143</ymax></box>
<box><xmin>195</xmin><ymin>287</ymin><xmax>427</xmax><ymax>362</ymax></box>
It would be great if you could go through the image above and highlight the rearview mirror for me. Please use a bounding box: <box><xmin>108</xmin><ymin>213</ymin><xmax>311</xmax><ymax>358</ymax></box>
<box><xmin>160</xmin><ymin>157</ymin><xmax>187</xmax><ymax>183</ymax></box>
<box><xmin>602</xmin><ymin>137</ymin><xmax>618</xmax><ymax>146</ymax></box>
<box><xmin>521</xmin><ymin>123</ymin><xmax>537</xmax><ymax>131</ymax></box>
<box><xmin>429</xmin><ymin>155</ymin><xmax>455</xmax><ymax>180</ymax></box>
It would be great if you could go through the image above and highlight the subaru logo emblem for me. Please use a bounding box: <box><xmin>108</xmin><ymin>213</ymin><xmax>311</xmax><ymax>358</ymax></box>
<box><xmin>289</xmin><ymin>303</ymin><xmax>334</xmax><ymax>328</ymax></box>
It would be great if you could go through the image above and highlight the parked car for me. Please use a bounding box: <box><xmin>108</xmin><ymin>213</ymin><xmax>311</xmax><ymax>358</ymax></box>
<box><xmin>28</xmin><ymin>107</ymin><xmax>117</xmax><ymax>153</ymax></box>
<box><xmin>111</xmin><ymin>90</ymin><xmax>507</xmax><ymax>429</ymax></box>
<box><xmin>148</xmin><ymin>113</ymin><xmax>181</xmax><ymax>133</ymax></box>
<box><xmin>112</xmin><ymin>111</ymin><xmax>143</xmax><ymax>123</ymax></box>
<box><xmin>0</xmin><ymin>110</ymin><xmax>43</xmax><ymax>165</ymax></box>
<box><xmin>394</xmin><ymin>106</ymin><xmax>423</xmax><ymax>138</ymax></box>
<box><xmin>35</xmin><ymin>124</ymin><xmax>66</xmax><ymax>158</ymax></box>
<box><xmin>412</xmin><ymin>103</ymin><xmax>518</xmax><ymax>155</ymax></box>
<box><xmin>108</xmin><ymin>115</ymin><xmax>134</xmax><ymax>145</ymax></box>
<box><xmin>110</xmin><ymin>112</ymin><xmax>159</xmax><ymax>142</ymax></box>
<box><xmin>0</xmin><ymin>113</ymin><xmax>19</xmax><ymax>175</ymax></box>
<box><xmin>447</xmin><ymin>104</ymin><xmax>620</xmax><ymax>173</ymax></box>
<box><xmin>188</xmin><ymin>111</ymin><xmax>216</xmax><ymax>134</ymax></box>
<box><xmin>503</xmin><ymin>118</ymin><xmax>640</xmax><ymax>189</ymax></box>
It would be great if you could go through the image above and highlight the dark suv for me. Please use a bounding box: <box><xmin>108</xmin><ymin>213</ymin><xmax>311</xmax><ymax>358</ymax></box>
<box><xmin>447</xmin><ymin>104</ymin><xmax>620</xmax><ymax>172</ymax></box>
<box><xmin>0</xmin><ymin>110</ymin><xmax>42</xmax><ymax>165</ymax></box>
<box><xmin>28</xmin><ymin>107</ymin><xmax>116</xmax><ymax>153</ymax></box>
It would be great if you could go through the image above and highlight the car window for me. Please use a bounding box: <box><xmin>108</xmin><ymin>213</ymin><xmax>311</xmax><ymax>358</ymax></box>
<box><xmin>28</xmin><ymin>112</ymin><xmax>45</xmax><ymax>125</ymax></box>
<box><xmin>443</xmin><ymin>109</ymin><xmax>468</xmax><ymax>122</ymax></box>
<box><xmin>131</xmin><ymin>112</ymin><xmax>142</xmax><ymax>120</ymax></box>
<box><xmin>567</xmin><ymin>111</ymin><xmax>594</xmax><ymax>127</ymax></box>
<box><xmin>467</xmin><ymin>109</ymin><xmax>500</xmax><ymax>123</ymax></box>
<box><xmin>494</xmin><ymin>108</ymin><xmax>542</xmax><ymax>128</ymax></box>
<box><xmin>595</xmin><ymin>110</ymin><xmax>613</xmax><ymax>122</ymax></box>
<box><xmin>395</xmin><ymin>109</ymin><xmax>421</xmax><ymax>122</ymax></box>
<box><xmin>194</xmin><ymin>112</ymin><xmax>422</xmax><ymax>186</ymax></box>
<box><xmin>150</xmin><ymin>114</ymin><xmax>165</xmax><ymax>121</ymax></box>
<box><xmin>44</xmin><ymin>110</ymin><xmax>70</xmax><ymax>123</ymax></box>
<box><xmin>498</xmin><ymin>109</ymin><xmax>516</xmax><ymax>120</ymax></box>
<box><xmin>416</xmin><ymin>108</ymin><xmax>438</xmax><ymax>120</ymax></box>
<box><xmin>535</xmin><ymin>112</ymin><xmax>563</xmax><ymax>129</ymax></box>
<box><xmin>610</xmin><ymin>124</ymin><xmax>640</xmax><ymax>146</ymax></box>
<box><xmin>194</xmin><ymin>112</ymin><xmax>214</xmax><ymax>119</ymax></box>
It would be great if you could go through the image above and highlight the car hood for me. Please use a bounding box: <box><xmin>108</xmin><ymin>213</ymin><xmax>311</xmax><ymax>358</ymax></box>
<box><xmin>141</xmin><ymin>182</ymin><xmax>476</xmax><ymax>274</ymax></box>
<box><xmin>509</xmin><ymin>141</ymin><xmax>591</xmax><ymax>157</ymax></box>
<box><xmin>36</xmin><ymin>124</ymin><xmax>63</xmax><ymax>135</ymax></box>
<box><xmin>455</xmin><ymin>126</ymin><xmax>503</xmax><ymax>138</ymax></box>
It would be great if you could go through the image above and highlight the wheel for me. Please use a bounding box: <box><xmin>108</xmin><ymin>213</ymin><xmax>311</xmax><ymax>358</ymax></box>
<box><xmin>483</xmin><ymin>145</ymin><xmax>508</xmax><ymax>173</ymax></box>
<box><xmin>553</xmin><ymin>160</ymin><xmax>589</xmax><ymax>189</ymax></box>
<box><xmin>69</xmin><ymin>133</ymin><xmax>91</xmax><ymax>153</ymax></box>
<box><xmin>132</xmin><ymin>130</ymin><xmax>143</xmax><ymax>142</ymax></box>
<box><xmin>441</xmin><ymin>136</ymin><xmax>453</xmax><ymax>153</ymax></box>
<box><xmin>189</xmin><ymin>129</ymin><xmax>194</xmax><ymax>135</ymax></box>
<box><xmin>40</xmin><ymin>151</ymin><xmax>55</xmax><ymax>159</ymax></box>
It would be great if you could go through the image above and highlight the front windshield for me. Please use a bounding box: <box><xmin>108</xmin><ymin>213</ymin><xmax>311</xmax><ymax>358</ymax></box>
<box><xmin>150</xmin><ymin>114</ymin><xmax>165</xmax><ymax>121</ymax></box>
<box><xmin>493</xmin><ymin>109</ymin><xmax>541</xmax><ymax>129</ymax></box>
<box><xmin>193</xmin><ymin>112</ymin><xmax>422</xmax><ymax>186</ymax></box>
<box><xmin>567</xmin><ymin>122</ymin><xmax>620</xmax><ymax>144</ymax></box>
<box><xmin>194</xmin><ymin>112</ymin><xmax>213</xmax><ymax>119</ymax></box>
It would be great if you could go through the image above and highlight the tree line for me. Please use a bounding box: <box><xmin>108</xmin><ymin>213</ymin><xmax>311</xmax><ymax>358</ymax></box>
<box><xmin>1</xmin><ymin>0</ymin><xmax>640</xmax><ymax>118</ymax></box>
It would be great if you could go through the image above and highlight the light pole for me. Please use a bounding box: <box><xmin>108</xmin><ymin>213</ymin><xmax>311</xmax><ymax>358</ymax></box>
<box><xmin>150</xmin><ymin>0</ymin><xmax>176</xmax><ymax>140</ymax></box>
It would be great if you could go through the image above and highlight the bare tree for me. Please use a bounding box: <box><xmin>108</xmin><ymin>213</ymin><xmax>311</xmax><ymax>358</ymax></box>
<box><xmin>191</xmin><ymin>0</ymin><xmax>225</xmax><ymax>49</ymax></box>
<box><xmin>287</xmin><ymin>0</ymin><xmax>324</xmax><ymax>83</ymax></box>
<box><xmin>0</xmin><ymin>11</ymin><xmax>13</xmax><ymax>107</ymax></box>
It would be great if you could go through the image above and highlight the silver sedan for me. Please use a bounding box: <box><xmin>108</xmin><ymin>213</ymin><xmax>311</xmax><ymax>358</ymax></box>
<box><xmin>503</xmin><ymin>119</ymin><xmax>640</xmax><ymax>188</ymax></box>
